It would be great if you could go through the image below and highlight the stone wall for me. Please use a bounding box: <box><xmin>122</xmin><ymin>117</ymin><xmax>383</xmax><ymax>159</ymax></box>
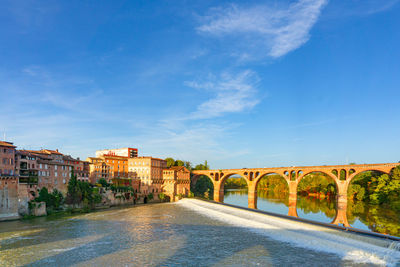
<box><xmin>30</xmin><ymin>202</ymin><xmax>47</xmax><ymax>216</ymax></box>
<box><xmin>0</xmin><ymin>178</ymin><xmax>20</xmax><ymax>221</ymax></box>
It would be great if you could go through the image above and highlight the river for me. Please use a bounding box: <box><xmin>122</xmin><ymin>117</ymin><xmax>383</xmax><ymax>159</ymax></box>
<box><xmin>224</xmin><ymin>189</ymin><xmax>400</xmax><ymax>237</ymax></box>
<box><xmin>1</xmin><ymin>199</ymin><xmax>400</xmax><ymax>266</ymax></box>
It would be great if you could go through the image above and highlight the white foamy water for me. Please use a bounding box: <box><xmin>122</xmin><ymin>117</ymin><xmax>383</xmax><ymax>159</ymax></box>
<box><xmin>178</xmin><ymin>198</ymin><xmax>400</xmax><ymax>266</ymax></box>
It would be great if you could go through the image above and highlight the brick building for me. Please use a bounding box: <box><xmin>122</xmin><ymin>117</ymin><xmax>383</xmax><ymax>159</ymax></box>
<box><xmin>0</xmin><ymin>141</ymin><xmax>19</xmax><ymax>220</ymax></box>
<box><xmin>128</xmin><ymin>157</ymin><xmax>167</xmax><ymax>196</ymax></box>
<box><xmin>63</xmin><ymin>155</ymin><xmax>90</xmax><ymax>182</ymax></box>
<box><xmin>162</xmin><ymin>166</ymin><xmax>191</xmax><ymax>201</ymax></box>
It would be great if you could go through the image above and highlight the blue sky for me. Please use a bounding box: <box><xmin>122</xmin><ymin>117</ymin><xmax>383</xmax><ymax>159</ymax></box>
<box><xmin>1</xmin><ymin>0</ymin><xmax>399</xmax><ymax>169</ymax></box>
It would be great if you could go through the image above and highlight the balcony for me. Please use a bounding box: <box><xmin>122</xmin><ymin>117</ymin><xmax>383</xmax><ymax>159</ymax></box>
<box><xmin>19</xmin><ymin>176</ymin><xmax>39</xmax><ymax>185</ymax></box>
<box><xmin>19</xmin><ymin>170</ymin><xmax>30</xmax><ymax>177</ymax></box>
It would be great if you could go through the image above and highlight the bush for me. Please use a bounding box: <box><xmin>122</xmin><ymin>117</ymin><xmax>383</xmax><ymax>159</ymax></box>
<box><xmin>147</xmin><ymin>193</ymin><xmax>154</xmax><ymax>200</ymax></box>
<box><xmin>97</xmin><ymin>178</ymin><xmax>109</xmax><ymax>187</ymax></box>
<box><xmin>158</xmin><ymin>193</ymin><xmax>166</xmax><ymax>202</ymax></box>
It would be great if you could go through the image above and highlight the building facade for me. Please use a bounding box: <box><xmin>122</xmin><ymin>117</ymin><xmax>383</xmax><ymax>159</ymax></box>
<box><xmin>0</xmin><ymin>141</ymin><xmax>19</xmax><ymax>220</ymax></box>
<box><xmin>128</xmin><ymin>157</ymin><xmax>167</xmax><ymax>196</ymax></box>
<box><xmin>63</xmin><ymin>156</ymin><xmax>90</xmax><ymax>182</ymax></box>
<box><xmin>162</xmin><ymin>166</ymin><xmax>191</xmax><ymax>201</ymax></box>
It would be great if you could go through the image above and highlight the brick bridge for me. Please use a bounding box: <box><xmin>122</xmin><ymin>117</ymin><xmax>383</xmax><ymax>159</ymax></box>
<box><xmin>192</xmin><ymin>162</ymin><xmax>400</xmax><ymax>227</ymax></box>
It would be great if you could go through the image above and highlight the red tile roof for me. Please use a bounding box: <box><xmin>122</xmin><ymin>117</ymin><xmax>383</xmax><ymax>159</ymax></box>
<box><xmin>0</xmin><ymin>141</ymin><xmax>16</xmax><ymax>148</ymax></box>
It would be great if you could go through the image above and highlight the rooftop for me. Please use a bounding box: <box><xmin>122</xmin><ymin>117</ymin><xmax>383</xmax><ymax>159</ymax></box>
<box><xmin>0</xmin><ymin>141</ymin><xmax>16</xmax><ymax>148</ymax></box>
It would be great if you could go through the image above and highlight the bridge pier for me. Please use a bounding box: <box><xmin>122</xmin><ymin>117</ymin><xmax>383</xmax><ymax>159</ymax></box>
<box><xmin>288</xmin><ymin>197</ymin><xmax>298</xmax><ymax>217</ymax></box>
<box><xmin>248</xmin><ymin>189</ymin><xmax>257</xmax><ymax>209</ymax></box>
<box><xmin>337</xmin><ymin>181</ymin><xmax>348</xmax><ymax>204</ymax></box>
<box><xmin>332</xmin><ymin>200</ymin><xmax>350</xmax><ymax>227</ymax></box>
<box><xmin>213</xmin><ymin>186</ymin><xmax>224</xmax><ymax>203</ymax></box>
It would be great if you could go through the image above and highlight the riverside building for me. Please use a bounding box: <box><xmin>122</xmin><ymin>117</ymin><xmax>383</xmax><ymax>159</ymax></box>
<box><xmin>0</xmin><ymin>141</ymin><xmax>19</xmax><ymax>220</ymax></box>
<box><xmin>128</xmin><ymin>156</ymin><xmax>167</xmax><ymax>196</ymax></box>
<box><xmin>162</xmin><ymin>166</ymin><xmax>191</xmax><ymax>201</ymax></box>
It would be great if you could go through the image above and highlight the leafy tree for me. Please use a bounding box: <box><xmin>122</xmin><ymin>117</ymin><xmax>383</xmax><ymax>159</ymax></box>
<box><xmin>165</xmin><ymin>157</ymin><xmax>175</xmax><ymax>168</ymax></box>
<box><xmin>66</xmin><ymin>171</ymin><xmax>81</xmax><ymax>207</ymax></box>
<box><xmin>33</xmin><ymin>187</ymin><xmax>64</xmax><ymax>211</ymax></box>
<box><xmin>184</xmin><ymin>161</ymin><xmax>192</xmax><ymax>171</ymax></box>
<box><xmin>97</xmin><ymin>178</ymin><xmax>109</xmax><ymax>187</ymax></box>
<box><xmin>192</xmin><ymin>176</ymin><xmax>213</xmax><ymax>199</ymax></box>
<box><xmin>193</xmin><ymin>160</ymin><xmax>210</xmax><ymax>170</ymax></box>
<box><xmin>174</xmin><ymin>160</ymin><xmax>185</xmax><ymax>166</ymax></box>
<box><xmin>51</xmin><ymin>189</ymin><xmax>64</xmax><ymax>209</ymax></box>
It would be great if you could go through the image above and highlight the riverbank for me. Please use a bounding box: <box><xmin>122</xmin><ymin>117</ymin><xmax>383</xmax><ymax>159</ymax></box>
<box><xmin>0</xmin><ymin>198</ymin><xmax>165</xmax><ymax>223</ymax></box>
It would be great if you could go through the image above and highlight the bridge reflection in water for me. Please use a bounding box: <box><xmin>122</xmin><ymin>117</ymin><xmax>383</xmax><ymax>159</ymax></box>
<box><xmin>192</xmin><ymin>163</ymin><xmax>400</xmax><ymax>228</ymax></box>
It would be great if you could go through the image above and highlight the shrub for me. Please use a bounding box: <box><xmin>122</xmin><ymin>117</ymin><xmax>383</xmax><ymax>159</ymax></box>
<box><xmin>158</xmin><ymin>193</ymin><xmax>166</xmax><ymax>202</ymax></box>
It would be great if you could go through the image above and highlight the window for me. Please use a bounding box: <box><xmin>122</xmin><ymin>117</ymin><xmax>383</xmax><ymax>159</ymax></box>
<box><xmin>55</xmin><ymin>172</ymin><xmax>58</xmax><ymax>177</ymax></box>
<box><xmin>55</xmin><ymin>165</ymin><xmax>58</xmax><ymax>170</ymax></box>
<box><xmin>45</xmin><ymin>164</ymin><xmax>48</xmax><ymax>169</ymax></box>
<box><xmin>39</xmin><ymin>164</ymin><xmax>42</xmax><ymax>169</ymax></box>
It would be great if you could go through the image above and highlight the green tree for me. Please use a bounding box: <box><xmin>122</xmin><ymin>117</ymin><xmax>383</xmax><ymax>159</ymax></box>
<box><xmin>165</xmin><ymin>157</ymin><xmax>175</xmax><ymax>168</ymax></box>
<box><xmin>193</xmin><ymin>160</ymin><xmax>210</xmax><ymax>170</ymax></box>
<box><xmin>97</xmin><ymin>178</ymin><xmax>109</xmax><ymax>187</ymax></box>
<box><xmin>174</xmin><ymin>160</ymin><xmax>184</xmax><ymax>166</ymax></box>
<box><xmin>66</xmin><ymin>171</ymin><xmax>81</xmax><ymax>207</ymax></box>
<box><xmin>184</xmin><ymin>161</ymin><xmax>192</xmax><ymax>171</ymax></box>
<box><xmin>192</xmin><ymin>176</ymin><xmax>214</xmax><ymax>199</ymax></box>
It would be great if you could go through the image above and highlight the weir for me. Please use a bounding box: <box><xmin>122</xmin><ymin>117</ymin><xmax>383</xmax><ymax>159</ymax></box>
<box><xmin>178</xmin><ymin>198</ymin><xmax>400</xmax><ymax>266</ymax></box>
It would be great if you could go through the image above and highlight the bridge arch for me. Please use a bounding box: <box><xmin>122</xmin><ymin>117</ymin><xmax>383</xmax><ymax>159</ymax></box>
<box><xmin>191</xmin><ymin>173</ymin><xmax>213</xmax><ymax>186</ymax></box>
<box><xmin>347</xmin><ymin>169</ymin><xmax>390</xmax><ymax>182</ymax></box>
<box><xmin>191</xmin><ymin>174</ymin><xmax>214</xmax><ymax>199</ymax></box>
<box><xmin>215</xmin><ymin>173</ymin><xmax>249</xmax><ymax>204</ymax></box>
<box><xmin>219</xmin><ymin>173</ymin><xmax>250</xmax><ymax>191</ymax></box>
<box><xmin>296</xmin><ymin>171</ymin><xmax>339</xmax><ymax>198</ymax></box>
<box><xmin>254</xmin><ymin>172</ymin><xmax>289</xmax><ymax>192</ymax></box>
<box><xmin>297</xmin><ymin>170</ymin><xmax>337</xmax><ymax>183</ymax></box>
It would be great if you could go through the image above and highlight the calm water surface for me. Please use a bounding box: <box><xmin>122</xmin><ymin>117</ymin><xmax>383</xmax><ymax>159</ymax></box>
<box><xmin>224</xmin><ymin>189</ymin><xmax>400</xmax><ymax>237</ymax></box>
<box><xmin>1</xmin><ymin>200</ymin><xmax>399</xmax><ymax>266</ymax></box>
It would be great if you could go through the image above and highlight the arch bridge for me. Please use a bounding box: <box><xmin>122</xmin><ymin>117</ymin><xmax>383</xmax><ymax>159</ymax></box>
<box><xmin>192</xmin><ymin>163</ymin><xmax>399</xmax><ymax>226</ymax></box>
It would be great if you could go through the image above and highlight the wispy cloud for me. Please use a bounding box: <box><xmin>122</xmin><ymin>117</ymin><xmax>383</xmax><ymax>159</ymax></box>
<box><xmin>184</xmin><ymin>70</ymin><xmax>260</xmax><ymax>119</ymax></box>
<box><xmin>197</xmin><ymin>0</ymin><xmax>327</xmax><ymax>59</ymax></box>
<box><xmin>325</xmin><ymin>0</ymin><xmax>399</xmax><ymax>17</ymax></box>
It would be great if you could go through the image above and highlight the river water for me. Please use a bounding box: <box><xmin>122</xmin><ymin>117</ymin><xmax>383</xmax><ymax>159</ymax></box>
<box><xmin>1</xmin><ymin>199</ymin><xmax>400</xmax><ymax>266</ymax></box>
<box><xmin>224</xmin><ymin>189</ymin><xmax>400</xmax><ymax>237</ymax></box>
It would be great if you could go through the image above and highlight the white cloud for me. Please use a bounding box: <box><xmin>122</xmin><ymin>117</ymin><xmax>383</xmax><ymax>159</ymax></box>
<box><xmin>198</xmin><ymin>0</ymin><xmax>327</xmax><ymax>59</ymax></box>
<box><xmin>326</xmin><ymin>0</ymin><xmax>399</xmax><ymax>17</ymax></box>
<box><xmin>185</xmin><ymin>70</ymin><xmax>260</xmax><ymax>119</ymax></box>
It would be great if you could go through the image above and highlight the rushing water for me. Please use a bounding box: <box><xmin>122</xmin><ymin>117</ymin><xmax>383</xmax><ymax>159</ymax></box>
<box><xmin>224</xmin><ymin>189</ymin><xmax>400</xmax><ymax>237</ymax></box>
<box><xmin>1</xmin><ymin>200</ymin><xmax>400</xmax><ymax>266</ymax></box>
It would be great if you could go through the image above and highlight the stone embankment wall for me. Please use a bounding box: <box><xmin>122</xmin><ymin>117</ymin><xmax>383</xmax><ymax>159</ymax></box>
<box><xmin>30</xmin><ymin>202</ymin><xmax>47</xmax><ymax>216</ymax></box>
<box><xmin>0</xmin><ymin>178</ymin><xmax>20</xmax><ymax>221</ymax></box>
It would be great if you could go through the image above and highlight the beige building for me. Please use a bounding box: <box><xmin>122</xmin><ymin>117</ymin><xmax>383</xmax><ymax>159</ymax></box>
<box><xmin>87</xmin><ymin>157</ymin><xmax>111</xmax><ymax>184</ymax></box>
<box><xmin>128</xmin><ymin>157</ymin><xmax>167</xmax><ymax>196</ymax></box>
<box><xmin>162</xmin><ymin>166</ymin><xmax>191</xmax><ymax>201</ymax></box>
